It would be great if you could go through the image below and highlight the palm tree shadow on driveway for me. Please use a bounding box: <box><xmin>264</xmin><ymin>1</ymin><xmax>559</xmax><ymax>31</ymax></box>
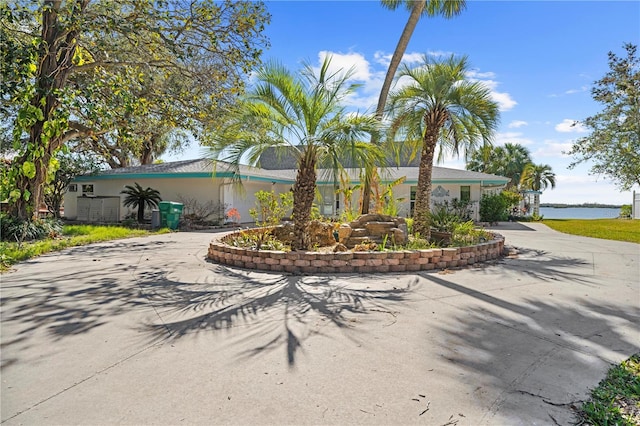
<box><xmin>135</xmin><ymin>266</ymin><xmax>416</xmax><ymax>366</ymax></box>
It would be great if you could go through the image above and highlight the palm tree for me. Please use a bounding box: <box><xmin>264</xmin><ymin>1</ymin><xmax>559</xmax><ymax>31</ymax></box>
<box><xmin>208</xmin><ymin>57</ymin><xmax>382</xmax><ymax>250</ymax></box>
<box><xmin>361</xmin><ymin>0</ymin><xmax>467</xmax><ymax>214</ymax></box>
<box><xmin>121</xmin><ymin>183</ymin><xmax>162</xmax><ymax>223</ymax></box>
<box><xmin>388</xmin><ymin>55</ymin><xmax>500</xmax><ymax>236</ymax></box>
<box><xmin>467</xmin><ymin>143</ymin><xmax>532</xmax><ymax>188</ymax></box>
<box><xmin>520</xmin><ymin>163</ymin><xmax>556</xmax><ymax>215</ymax></box>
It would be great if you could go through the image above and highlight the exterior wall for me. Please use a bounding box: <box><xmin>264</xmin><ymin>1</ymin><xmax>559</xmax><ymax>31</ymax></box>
<box><xmin>317</xmin><ymin>182</ymin><xmax>486</xmax><ymax>221</ymax></box>
<box><xmin>220</xmin><ymin>180</ymin><xmax>291</xmax><ymax>223</ymax></box>
<box><xmin>64</xmin><ymin>177</ymin><xmax>222</xmax><ymax>221</ymax></box>
<box><xmin>64</xmin><ymin>176</ymin><xmax>292</xmax><ymax>223</ymax></box>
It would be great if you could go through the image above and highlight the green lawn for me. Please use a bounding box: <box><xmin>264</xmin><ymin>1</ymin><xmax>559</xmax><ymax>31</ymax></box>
<box><xmin>1</xmin><ymin>225</ymin><xmax>169</xmax><ymax>271</ymax></box>
<box><xmin>543</xmin><ymin>219</ymin><xmax>640</xmax><ymax>244</ymax></box>
<box><xmin>579</xmin><ymin>354</ymin><xmax>640</xmax><ymax>426</ymax></box>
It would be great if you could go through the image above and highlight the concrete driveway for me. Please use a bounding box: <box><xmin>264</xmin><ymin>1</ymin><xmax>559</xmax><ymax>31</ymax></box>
<box><xmin>1</xmin><ymin>222</ymin><xmax>638</xmax><ymax>425</ymax></box>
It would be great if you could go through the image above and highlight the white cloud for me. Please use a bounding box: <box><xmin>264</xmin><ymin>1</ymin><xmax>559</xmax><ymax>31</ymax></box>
<box><xmin>373</xmin><ymin>50</ymin><xmax>425</xmax><ymax>67</ymax></box>
<box><xmin>555</xmin><ymin>119</ymin><xmax>588</xmax><ymax>133</ymax></box>
<box><xmin>494</xmin><ymin>132</ymin><xmax>535</xmax><ymax>146</ymax></box>
<box><xmin>466</xmin><ymin>70</ymin><xmax>516</xmax><ymax>111</ymax></box>
<box><xmin>564</xmin><ymin>86</ymin><xmax>589</xmax><ymax>95</ymax></box>
<box><xmin>508</xmin><ymin>120</ymin><xmax>528</xmax><ymax>128</ymax></box>
<box><xmin>318</xmin><ymin>50</ymin><xmax>372</xmax><ymax>82</ymax></box>
<box><xmin>532</xmin><ymin>139</ymin><xmax>573</xmax><ymax>158</ymax></box>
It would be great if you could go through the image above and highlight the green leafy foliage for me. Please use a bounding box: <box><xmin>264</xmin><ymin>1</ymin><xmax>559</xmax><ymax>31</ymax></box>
<box><xmin>480</xmin><ymin>192</ymin><xmax>511</xmax><ymax>222</ymax></box>
<box><xmin>451</xmin><ymin>220</ymin><xmax>491</xmax><ymax>246</ymax></box>
<box><xmin>208</xmin><ymin>56</ymin><xmax>382</xmax><ymax>250</ymax></box>
<box><xmin>579</xmin><ymin>354</ymin><xmax>640</xmax><ymax>426</ymax></box>
<box><xmin>1</xmin><ymin>0</ymin><xmax>270</xmax><ymax>219</ymax></box>
<box><xmin>120</xmin><ymin>183</ymin><xmax>162</xmax><ymax>223</ymax></box>
<box><xmin>466</xmin><ymin>143</ymin><xmax>533</xmax><ymax>189</ymax></box>
<box><xmin>0</xmin><ymin>212</ymin><xmax>63</xmax><ymax>243</ymax></box>
<box><xmin>387</xmin><ymin>55</ymin><xmax>500</xmax><ymax>236</ymax></box>
<box><xmin>248</xmin><ymin>190</ymin><xmax>293</xmax><ymax>250</ymax></box>
<box><xmin>620</xmin><ymin>205</ymin><xmax>632</xmax><ymax>218</ymax></box>
<box><xmin>568</xmin><ymin>43</ymin><xmax>640</xmax><ymax>191</ymax></box>
<box><xmin>0</xmin><ymin>224</ymin><xmax>168</xmax><ymax>270</ymax></box>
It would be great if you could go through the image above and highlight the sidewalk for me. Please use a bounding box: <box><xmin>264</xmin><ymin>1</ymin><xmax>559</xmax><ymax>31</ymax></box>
<box><xmin>1</xmin><ymin>224</ymin><xmax>638</xmax><ymax>424</ymax></box>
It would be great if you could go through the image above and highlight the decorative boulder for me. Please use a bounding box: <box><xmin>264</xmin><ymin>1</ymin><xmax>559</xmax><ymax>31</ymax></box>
<box><xmin>307</xmin><ymin>220</ymin><xmax>336</xmax><ymax>247</ymax></box>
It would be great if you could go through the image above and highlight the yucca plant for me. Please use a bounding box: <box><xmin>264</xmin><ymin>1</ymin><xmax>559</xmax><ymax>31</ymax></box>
<box><xmin>121</xmin><ymin>183</ymin><xmax>162</xmax><ymax>223</ymax></box>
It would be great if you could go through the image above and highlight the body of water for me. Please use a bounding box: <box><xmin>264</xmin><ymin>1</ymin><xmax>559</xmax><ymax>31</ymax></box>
<box><xmin>539</xmin><ymin>207</ymin><xmax>621</xmax><ymax>219</ymax></box>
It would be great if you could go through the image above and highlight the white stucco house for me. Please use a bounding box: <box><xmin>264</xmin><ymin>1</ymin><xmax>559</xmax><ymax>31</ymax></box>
<box><xmin>64</xmin><ymin>158</ymin><xmax>509</xmax><ymax>223</ymax></box>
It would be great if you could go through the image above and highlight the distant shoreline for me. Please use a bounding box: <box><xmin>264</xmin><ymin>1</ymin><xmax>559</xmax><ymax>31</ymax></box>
<box><xmin>540</xmin><ymin>203</ymin><xmax>622</xmax><ymax>209</ymax></box>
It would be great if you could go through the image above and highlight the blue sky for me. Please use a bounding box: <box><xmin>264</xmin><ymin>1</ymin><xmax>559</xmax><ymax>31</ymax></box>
<box><xmin>164</xmin><ymin>0</ymin><xmax>640</xmax><ymax>205</ymax></box>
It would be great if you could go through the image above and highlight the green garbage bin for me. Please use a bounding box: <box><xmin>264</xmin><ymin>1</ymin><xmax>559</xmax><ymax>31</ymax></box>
<box><xmin>158</xmin><ymin>201</ymin><xmax>171</xmax><ymax>228</ymax></box>
<box><xmin>169</xmin><ymin>202</ymin><xmax>183</xmax><ymax>214</ymax></box>
<box><xmin>166</xmin><ymin>213</ymin><xmax>180</xmax><ymax>230</ymax></box>
<box><xmin>158</xmin><ymin>202</ymin><xmax>183</xmax><ymax>230</ymax></box>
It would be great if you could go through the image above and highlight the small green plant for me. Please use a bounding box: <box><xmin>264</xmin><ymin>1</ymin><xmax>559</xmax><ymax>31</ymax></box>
<box><xmin>121</xmin><ymin>183</ymin><xmax>162</xmax><ymax>223</ymax></box>
<box><xmin>225</xmin><ymin>231</ymin><xmax>290</xmax><ymax>251</ymax></box>
<box><xmin>427</xmin><ymin>204</ymin><xmax>462</xmax><ymax>233</ymax></box>
<box><xmin>531</xmin><ymin>212</ymin><xmax>544</xmax><ymax>221</ymax></box>
<box><xmin>450</xmin><ymin>221</ymin><xmax>492</xmax><ymax>246</ymax></box>
<box><xmin>379</xmin><ymin>234</ymin><xmax>389</xmax><ymax>251</ymax></box>
<box><xmin>0</xmin><ymin>213</ymin><xmax>63</xmax><ymax>244</ymax></box>
<box><xmin>579</xmin><ymin>353</ymin><xmax>639</xmax><ymax>426</ymax></box>
<box><xmin>620</xmin><ymin>204</ymin><xmax>632</xmax><ymax>219</ymax></box>
<box><xmin>403</xmin><ymin>233</ymin><xmax>434</xmax><ymax>250</ymax></box>
<box><xmin>249</xmin><ymin>190</ymin><xmax>293</xmax><ymax>250</ymax></box>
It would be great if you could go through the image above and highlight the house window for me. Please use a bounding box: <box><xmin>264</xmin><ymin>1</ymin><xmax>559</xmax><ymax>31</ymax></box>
<box><xmin>410</xmin><ymin>186</ymin><xmax>416</xmax><ymax>216</ymax></box>
<box><xmin>460</xmin><ymin>186</ymin><xmax>471</xmax><ymax>203</ymax></box>
<box><xmin>82</xmin><ymin>184</ymin><xmax>94</xmax><ymax>195</ymax></box>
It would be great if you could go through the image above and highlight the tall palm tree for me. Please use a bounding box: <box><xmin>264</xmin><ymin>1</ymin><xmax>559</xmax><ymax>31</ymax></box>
<box><xmin>466</xmin><ymin>143</ymin><xmax>532</xmax><ymax>188</ymax></box>
<box><xmin>208</xmin><ymin>57</ymin><xmax>382</xmax><ymax>250</ymax></box>
<box><xmin>361</xmin><ymin>0</ymin><xmax>467</xmax><ymax>214</ymax></box>
<box><xmin>121</xmin><ymin>183</ymin><xmax>162</xmax><ymax>223</ymax></box>
<box><xmin>520</xmin><ymin>163</ymin><xmax>556</xmax><ymax>215</ymax></box>
<box><xmin>388</xmin><ymin>55</ymin><xmax>500</xmax><ymax>236</ymax></box>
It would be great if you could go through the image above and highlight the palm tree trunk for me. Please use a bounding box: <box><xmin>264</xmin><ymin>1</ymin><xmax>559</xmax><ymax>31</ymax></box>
<box><xmin>413</xmin><ymin>132</ymin><xmax>437</xmax><ymax>238</ymax></box>
<box><xmin>292</xmin><ymin>155</ymin><xmax>317</xmax><ymax>250</ymax></box>
<box><xmin>361</xmin><ymin>0</ymin><xmax>426</xmax><ymax>215</ymax></box>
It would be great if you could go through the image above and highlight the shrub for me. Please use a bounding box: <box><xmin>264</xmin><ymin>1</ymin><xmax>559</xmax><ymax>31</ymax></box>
<box><xmin>427</xmin><ymin>203</ymin><xmax>462</xmax><ymax>233</ymax></box>
<box><xmin>177</xmin><ymin>195</ymin><xmax>226</xmax><ymax>225</ymax></box>
<box><xmin>0</xmin><ymin>213</ymin><xmax>63</xmax><ymax>243</ymax></box>
<box><xmin>480</xmin><ymin>193</ymin><xmax>510</xmax><ymax>222</ymax></box>
<box><xmin>620</xmin><ymin>204</ymin><xmax>632</xmax><ymax>219</ymax></box>
<box><xmin>451</xmin><ymin>220</ymin><xmax>491</xmax><ymax>246</ymax></box>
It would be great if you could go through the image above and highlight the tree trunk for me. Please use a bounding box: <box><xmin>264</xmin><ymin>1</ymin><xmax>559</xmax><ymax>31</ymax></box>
<box><xmin>412</xmin><ymin>131</ymin><xmax>437</xmax><ymax>238</ymax></box>
<box><xmin>291</xmin><ymin>154</ymin><xmax>317</xmax><ymax>251</ymax></box>
<box><xmin>362</xmin><ymin>0</ymin><xmax>426</xmax><ymax>214</ymax></box>
<box><xmin>10</xmin><ymin>0</ymin><xmax>88</xmax><ymax>220</ymax></box>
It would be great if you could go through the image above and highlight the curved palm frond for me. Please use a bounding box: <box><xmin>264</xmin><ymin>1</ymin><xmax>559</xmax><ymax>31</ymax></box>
<box><xmin>387</xmin><ymin>54</ymin><xmax>500</xmax><ymax>235</ymax></box>
<box><xmin>207</xmin><ymin>56</ymin><xmax>381</xmax><ymax>250</ymax></box>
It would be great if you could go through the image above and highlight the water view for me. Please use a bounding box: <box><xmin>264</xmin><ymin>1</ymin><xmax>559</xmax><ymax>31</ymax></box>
<box><xmin>539</xmin><ymin>207</ymin><xmax>621</xmax><ymax>219</ymax></box>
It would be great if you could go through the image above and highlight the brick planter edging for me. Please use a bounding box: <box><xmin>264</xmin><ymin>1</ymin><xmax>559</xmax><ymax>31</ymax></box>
<box><xmin>208</xmin><ymin>231</ymin><xmax>505</xmax><ymax>274</ymax></box>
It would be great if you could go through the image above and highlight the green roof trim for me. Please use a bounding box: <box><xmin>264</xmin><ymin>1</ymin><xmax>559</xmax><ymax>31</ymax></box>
<box><xmin>75</xmin><ymin>172</ymin><xmax>296</xmax><ymax>184</ymax></box>
<box><xmin>316</xmin><ymin>179</ymin><xmax>508</xmax><ymax>186</ymax></box>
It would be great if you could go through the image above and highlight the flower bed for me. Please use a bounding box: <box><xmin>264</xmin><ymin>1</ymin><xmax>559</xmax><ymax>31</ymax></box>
<box><xmin>208</xmin><ymin>230</ymin><xmax>505</xmax><ymax>274</ymax></box>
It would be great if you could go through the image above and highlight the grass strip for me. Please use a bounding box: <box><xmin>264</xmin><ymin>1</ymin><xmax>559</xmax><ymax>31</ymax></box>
<box><xmin>579</xmin><ymin>354</ymin><xmax>640</xmax><ymax>426</ymax></box>
<box><xmin>1</xmin><ymin>225</ymin><xmax>170</xmax><ymax>271</ymax></box>
<box><xmin>543</xmin><ymin>219</ymin><xmax>640</xmax><ymax>244</ymax></box>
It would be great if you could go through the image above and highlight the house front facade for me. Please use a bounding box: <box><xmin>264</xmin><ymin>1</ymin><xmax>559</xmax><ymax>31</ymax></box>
<box><xmin>65</xmin><ymin>158</ymin><xmax>509</xmax><ymax>223</ymax></box>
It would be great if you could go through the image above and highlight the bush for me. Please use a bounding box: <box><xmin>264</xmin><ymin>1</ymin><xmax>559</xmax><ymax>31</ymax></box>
<box><xmin>427</xmin><ymin>203</ymin><xmax>462</xmax><ymax>233</ymax></box>
<box><xmin>0</xmin><ymin>213</ymin><xmax>63</xmax><ymax>243</ymax></box>
<box><xmin>620</xmin><ymin>204</ymin><xmax>632</xmax><ymax>219</ymax></box>
<box><xmin>480</xmin><ymin>193</ymin><xmax>510</xmax><ymax>222</ymax></box>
